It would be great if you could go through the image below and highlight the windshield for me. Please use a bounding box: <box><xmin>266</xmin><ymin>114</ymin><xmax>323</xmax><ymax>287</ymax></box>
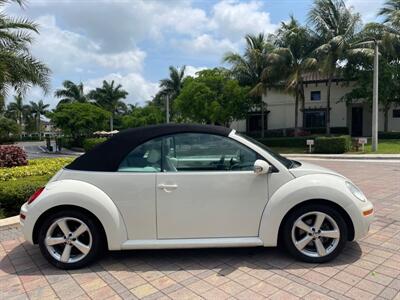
<box><xmin>237</xmin><ymin>133</ymin><xmax>296</xmax><ymax>169</ymax></box>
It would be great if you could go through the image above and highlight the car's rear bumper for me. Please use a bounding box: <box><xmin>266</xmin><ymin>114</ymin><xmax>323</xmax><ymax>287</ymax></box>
<box><xmin>20</xmin><ymin>202</ymin><xmax>35</xmax><ymax>245</ymax></box>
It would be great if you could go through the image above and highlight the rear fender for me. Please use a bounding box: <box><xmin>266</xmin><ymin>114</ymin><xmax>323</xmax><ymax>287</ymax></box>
<box><xmin>27</xmin><ymin>179</ymin><xmax>127</xmax><ymax>250</ymax></box>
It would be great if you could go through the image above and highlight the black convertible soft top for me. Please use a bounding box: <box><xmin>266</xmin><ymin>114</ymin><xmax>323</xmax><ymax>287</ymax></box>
<box><xmin>66</xmin><ymin>123</ymin><xmax>232</xmax><ymax>172</ymax></box>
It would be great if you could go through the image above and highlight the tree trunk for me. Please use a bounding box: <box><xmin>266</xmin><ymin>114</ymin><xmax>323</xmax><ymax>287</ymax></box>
<box><xmin>110</xmin><ymin>115</ymin><xmax>114</xmax><ymax>131</ymax></box>
<box><xmin>326</xmin><ymin>74</ymin><xmax>333</xmax><ymax>135</ymax></box>
<box><xmin>37</xmin><ymin>115</ymin><xmax>41</xmax><ymax>140</ymax></box>
<box><xmin>300</xmin><ymin>82</ymin><xmax>305</xmax><ymax>128</ymax></box>
<box><xmin>294</xmin><ymin>87</ymin><xmax>299</xmax><ymax>136</ymax></box>
<box><xmin>384</xmin><ymin>106</ymin><xmax>389</xmax><ymax>132</ymax></box>
<box><xmin>260</xmin><ymin>96</ymin><xmax>265</xmax><ymax>138</ymax></box>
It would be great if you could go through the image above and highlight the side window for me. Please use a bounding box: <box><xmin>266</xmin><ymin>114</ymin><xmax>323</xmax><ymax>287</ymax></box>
<box><xmin>164</xmin><ymin>133</ymin><xmax>258</xmax><ymax>172</ymax></box>
<box><xmin>310</xmin><ymin>91</ymin><xmax>321</xmax><ymax>101</ymax></box>
<box><xmin>118</xmin><ymin>138</ymin><xmax>162</xmax><ymax>172</ymax></box>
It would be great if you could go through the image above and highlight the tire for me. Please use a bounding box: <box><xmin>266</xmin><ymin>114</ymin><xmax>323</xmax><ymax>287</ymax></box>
<box><xmin>38</xmin><ymin>210</ymin><xmax>105</xmax><ymax>269</ymax></box>
<box><xmin>281</xmin><ymin>204</ymin><xmax>348</xmax><ymax>263</ymax></box>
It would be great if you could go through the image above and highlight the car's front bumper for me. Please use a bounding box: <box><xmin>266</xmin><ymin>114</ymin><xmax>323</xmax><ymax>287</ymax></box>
<box><xmin>350</xmin><ymin>199</ymin><xmax>374</xmax><ymax>241</ymax></box>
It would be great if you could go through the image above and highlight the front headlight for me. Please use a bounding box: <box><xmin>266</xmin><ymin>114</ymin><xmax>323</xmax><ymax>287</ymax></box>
<box><xmin>345</xmin><ymin>181</ymin><xmax>366</xmax><ymax>202</ymax></box>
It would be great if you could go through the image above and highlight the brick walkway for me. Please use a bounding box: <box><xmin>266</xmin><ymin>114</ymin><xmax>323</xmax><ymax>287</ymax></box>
<box><xmin>1</xmin><ymin>160</ymin><xmax>399</xmax><ymax>300</ymax></box>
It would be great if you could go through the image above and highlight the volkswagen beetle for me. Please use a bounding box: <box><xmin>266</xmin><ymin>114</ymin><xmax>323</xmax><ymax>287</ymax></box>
<box><xmin>20</xmin><ymin>124</ymin><xmax>374</xmax><ymax>269</ymax></box>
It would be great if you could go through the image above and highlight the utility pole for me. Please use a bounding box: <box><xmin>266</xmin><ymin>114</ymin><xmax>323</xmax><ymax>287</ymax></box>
<box><xmin>372</xmin><ymin>40</ymin><xmax>379</xmax><ymax>152</ymax></box>
<box><xmin>166</xmin><ymin>95</ymin><xmax>170</xmax><ymax>124</ymax></box>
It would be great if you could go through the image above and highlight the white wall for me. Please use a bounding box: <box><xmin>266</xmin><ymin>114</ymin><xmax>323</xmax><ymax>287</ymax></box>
<box><xmin>231</xmin><ymin>81</ymin><xmax>400</xmax><ymax>134</ymax></box>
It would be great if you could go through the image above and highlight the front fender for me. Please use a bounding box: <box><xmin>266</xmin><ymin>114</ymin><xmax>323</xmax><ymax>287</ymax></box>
<box><xmin>259</xmin><ymin>174</ymin><xmax>366</xmax><ymax>246</ymax></box>
<box><xmin>25</xmin><ymin>179</ymin><xmax>127</xmax><ymax>250</ymax></box>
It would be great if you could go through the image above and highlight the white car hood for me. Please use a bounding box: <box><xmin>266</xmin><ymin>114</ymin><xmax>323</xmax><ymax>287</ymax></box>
<box><xmin>289</xmin><ymin>161</ymin><xmax>343</xmax><ymax>178</ymax></box>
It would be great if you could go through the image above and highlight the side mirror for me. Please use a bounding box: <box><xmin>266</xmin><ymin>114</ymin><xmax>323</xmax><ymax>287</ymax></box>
<box><xmin>254</xmin><ymin>160</ymin><xmax>271</xmax><ymax>175</ymax></box>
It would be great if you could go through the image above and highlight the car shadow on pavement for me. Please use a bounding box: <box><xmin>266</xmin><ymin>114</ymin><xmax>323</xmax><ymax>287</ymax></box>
<box><xmin>1</xmin><ymin>241</ymin><xmax>362</xmax><ymax>278</ymax></box>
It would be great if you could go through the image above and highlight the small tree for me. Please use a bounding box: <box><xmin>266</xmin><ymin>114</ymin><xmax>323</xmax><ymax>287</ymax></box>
<box><xmin>49</xmin><ymin>102</ymin><xmax>109</xmax><ymax>142</ymax></box>
<box><xmin>121</xmin><ymin>104</ymin><xmax>164</xmax><ymax>128</ymax></box>
<box><xmin>174</xmin><ymin>68</ymin><xmax>251</xmax><ymax>126</ymax></box>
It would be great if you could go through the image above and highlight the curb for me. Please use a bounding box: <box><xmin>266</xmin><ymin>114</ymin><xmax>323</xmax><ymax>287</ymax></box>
<box><xmin>285</xmin><ymin>154</ymin><xmax>400</xmax><ymax>160</ymax></box>
<box><xmin>0</xmin><ymin>216</ymin><xmax>20</xmax><ymax>231</ymax></box>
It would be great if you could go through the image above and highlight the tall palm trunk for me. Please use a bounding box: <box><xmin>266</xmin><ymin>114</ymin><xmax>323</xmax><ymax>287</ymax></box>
<box><xmin>300</xmin><ymin>82</ymin><xmax>305</xmax><ymax>128</ymax></box>
<box><xmin>260</xmin><ymin>96</ymin><xmax>265</xmax><ymax>138</ymax></box>
<box><xmin>110</xmin><ymin>114</ymin><xmax>114</xmax><ymax>131</ymax></box>
<box><xmin>36</xmin><ymin>114</ymin><xmax>41</xmax><ymax>139</ymax></box>
<box><xmin>326</xmin><ymin>74</ymin><xmax>333</xmax><ymax>135</ymax></box>
<box><xmin>294</xmin><ymin>85</ymin><xmax>299</xmax><ymax>136</ymax></box>
<box><xmin>384</xmin><ymin>105</ymin><xmax>389</xmax><ymax>132</ymax></box>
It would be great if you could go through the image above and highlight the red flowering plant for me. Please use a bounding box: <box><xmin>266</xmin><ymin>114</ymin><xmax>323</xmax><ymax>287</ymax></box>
<box><xmin>0</xmin><ymin>145</ymin><xmax>28</xmax><ymax>168</ymax></box>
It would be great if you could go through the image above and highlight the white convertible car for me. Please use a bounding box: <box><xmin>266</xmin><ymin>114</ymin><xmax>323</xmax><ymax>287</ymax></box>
<box><xmin>20</xmin><ymin>124</ymin><xmax>374</xmax><ymax>269</ymax></box>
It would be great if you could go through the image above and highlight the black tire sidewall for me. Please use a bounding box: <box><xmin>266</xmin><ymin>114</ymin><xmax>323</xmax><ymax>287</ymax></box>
<box><xmin>38</xmin><ymin>210</ymin><xmax>103</xmax><ymax>269</ymax></box>
<box><xmin>282</xmin><ymin>203</ymin><xmax>348</xmax><ymax>263</ymax></box>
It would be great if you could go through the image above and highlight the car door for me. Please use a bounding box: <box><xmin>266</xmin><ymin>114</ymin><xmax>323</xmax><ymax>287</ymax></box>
<box><xmin>156</xmin><ymin>133</ymin><xmax>269</xmax><ymax>239</ymax></box>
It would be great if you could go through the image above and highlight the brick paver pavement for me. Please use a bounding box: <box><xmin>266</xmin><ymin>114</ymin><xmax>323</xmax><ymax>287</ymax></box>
<box><xmin>1</xmin><ymin>160</ymin><xmax>399</xmax><ymax>300</ymax></box>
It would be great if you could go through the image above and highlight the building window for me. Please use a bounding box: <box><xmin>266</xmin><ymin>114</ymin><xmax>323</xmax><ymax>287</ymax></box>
<box><xmin>310</xmin><ymin>91</ymin><xmax>321</xmax><ymax>101</ymax></box>
<box><xmin>304</xmin><ymin>110</ymin><xmax>326</xmax><ymax>128</ymax></box>
<box><xmin>393</xmin><ymin>109</ymin><xmax>400</xmax><ymax>118</ymax></box>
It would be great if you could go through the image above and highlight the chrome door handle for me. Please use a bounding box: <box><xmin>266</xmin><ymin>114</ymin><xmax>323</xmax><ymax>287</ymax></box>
<box><xmin>157</xmin><ymin>183</ymin><xmax>178</xmax><ymax>191</ymax></box>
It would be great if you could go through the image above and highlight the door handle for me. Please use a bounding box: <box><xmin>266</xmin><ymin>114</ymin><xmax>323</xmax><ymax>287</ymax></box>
<box><xmin>157</xmin><ymin>183</ymin><xmax>178</xmax><ymax>191</ymax></box>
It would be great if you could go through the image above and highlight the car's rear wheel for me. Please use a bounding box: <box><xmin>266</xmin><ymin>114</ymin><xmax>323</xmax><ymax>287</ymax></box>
<box><xmin>282</xmin><ymin>204</ymin><xmax>348</xmax><ymax>263</ymax></box>
<box><xmin>38</xmin><ymin>210</ymin><xmax>104</xmax><ymax>269</ymax></box>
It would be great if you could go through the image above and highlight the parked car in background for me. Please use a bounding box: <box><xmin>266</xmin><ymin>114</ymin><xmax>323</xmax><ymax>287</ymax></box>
<box><xmin>20</xmin><ymin>124</ymin><xmax>374</xmax><ymax>269</ymax></box>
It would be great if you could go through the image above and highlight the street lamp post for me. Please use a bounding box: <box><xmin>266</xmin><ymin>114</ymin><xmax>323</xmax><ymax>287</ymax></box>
<box><xmin>371</xmin><ymin>40</ymin><xmax>379</xmax><ymax>152</ymax></box>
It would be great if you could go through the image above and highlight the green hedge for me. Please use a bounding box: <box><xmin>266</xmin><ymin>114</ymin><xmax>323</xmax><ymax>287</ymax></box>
<box><xmin>0</xmin><ymin>175</ymin><xmax>50</xmax><ymax>217</ymax></box>
<box><xmin>257</xmin><ymin>137</ymin><xmax>308</xmax><ymax>148</ymax></box>
<box><xmin>378</xmin><ymin>132</ymin><xmax>400</xmax><ymax>139</ymax></box>
<box><xmin>314</xmin><ymin>136</ymin><xmax>351</xmax><ymax>154</ymax></box>
<box><xmin>82</xmin><ymin>138</ymin><xmax>107</xmax><ymax>152</ymax></box>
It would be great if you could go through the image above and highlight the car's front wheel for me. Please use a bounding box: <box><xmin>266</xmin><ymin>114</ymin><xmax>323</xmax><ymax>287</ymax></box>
<box><xmin>282</xmin><ymin>204</ymin><xmax>348</xmax><ymax>263</ymax></box>
<box><xmin>38</xmin><ymin>210</ymin><xmax>104</xmax><ymax>269</ymax></box>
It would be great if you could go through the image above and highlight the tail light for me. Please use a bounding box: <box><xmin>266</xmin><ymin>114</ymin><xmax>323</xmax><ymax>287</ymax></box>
<box><xmin>27</xmin><ymin>187</ymin><xmax>45</xmax><ymax>204</ymax></box>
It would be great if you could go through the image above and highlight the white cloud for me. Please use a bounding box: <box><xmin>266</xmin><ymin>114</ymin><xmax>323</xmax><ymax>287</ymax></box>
<box><xmin>211</xmin><ymin>0</ymin><xmax>278</xmax><ymax>40</ymax></box>
<box><xmin>33</xmin><ymin>15</ymin><xmax>146</xmax><ymax>73</ymax></box>
<box><xmin>346</xmin><ymin>0</ymin><xmax>385</xmax><ymax>23</ymax></box>
<box><xmin>178</xmin><ymin>34</ymin><xmax>238</xmax><ymax>56</ymax></box>
<box><xmin>85</xmin><ymin>73</ymin><xmax>159</xmax><ymax>106</ymax></box>
<box><xmin>185</xmin><ymin>66</ymin><xmax>208</xmax><ymax>77</ymax></box>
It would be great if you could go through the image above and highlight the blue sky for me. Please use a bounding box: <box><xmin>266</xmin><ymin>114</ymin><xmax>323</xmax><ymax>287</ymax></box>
<box><xmin>5</xmin><ymin>0</ymin><xmax>384</xmax><ymax>107</ymax></box>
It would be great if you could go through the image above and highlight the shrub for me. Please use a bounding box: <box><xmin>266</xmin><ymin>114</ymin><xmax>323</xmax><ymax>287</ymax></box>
<box><xmin>379</xmin><ymin>132</ymin><xmax>400</xmax><ymax>139</ymax></box>
<box><xmin>257</xmin><ymin>137</ymin><xmax>309</xmax><ymax>148</ymax></box>
<box><xmin>0</xmin><ymin>175</ymin><xmax>50</xmax><ymax>217</ymax></box>
<box><xmin>0</xmin><ymin>157</ymin><xmax>74</xmax><ymax>181</ymax></box>
<box><xmin>314</xmin><ymin>136</ymin><xmax>351</xmax><ymax>154</ymax></box>
<box><xmin>0</xmin><ymin>145</ymin><xmax>28</xmax><ymax>167</ymax></box>
<box><xmin>83</xmin><ymin>138</ymin><xmax>107</xmax><ymax>152</ymax></box>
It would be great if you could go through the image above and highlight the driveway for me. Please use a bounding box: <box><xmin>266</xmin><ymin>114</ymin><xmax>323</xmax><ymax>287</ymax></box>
<box><xmin>16</xmin><ymin>141</ymin><xmax>82</xmax><ymax>159</ymax></box>
<box><xmin>1</xmin><ymin>160</ymin><xmax>399</xmax><ymax>300</ymax></box>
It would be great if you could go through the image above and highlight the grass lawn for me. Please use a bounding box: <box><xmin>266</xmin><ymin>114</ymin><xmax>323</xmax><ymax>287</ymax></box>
<box><xmin>271</xmin><ymin>139</ymin><xmax>400</xmax><ymax>155</ymax></box>
<box><xmin>353</xmin><ymin>139</ymin><xmax>400</xmax><ymax>154</ymax></box>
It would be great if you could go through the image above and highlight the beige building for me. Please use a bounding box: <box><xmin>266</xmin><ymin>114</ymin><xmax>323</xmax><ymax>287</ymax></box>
<box><xmin>231</xmin><ymin>73</ymin><xmax>400</xmax><ymax>137</ymax></box>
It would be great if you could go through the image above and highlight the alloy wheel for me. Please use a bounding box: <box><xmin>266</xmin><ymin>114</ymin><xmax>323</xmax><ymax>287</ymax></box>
<box><xmin>45</xmin><ymin>217</ymin><xmax>92</xmax><ymax>264</ymax></box>
<box><xmin>291</xmin><ymin>211</ymin><xmax>340</xmax><ymax>258</ymax></box>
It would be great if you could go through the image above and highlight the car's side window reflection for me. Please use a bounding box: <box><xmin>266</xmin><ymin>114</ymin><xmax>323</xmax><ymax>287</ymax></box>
<box><xmin>118</xmin><ymin>138</ymin><xmax>162</xmax><ymax>172</ymax></box>
<box><xmin>163</xmin><ymin>133</ymin><xmax>258</xmax><ymax>172</ymax></box>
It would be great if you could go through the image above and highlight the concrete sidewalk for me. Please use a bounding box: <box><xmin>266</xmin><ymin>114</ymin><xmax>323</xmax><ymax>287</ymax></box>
<box><xmin>285</xmin><ymin>153</ymin><xmax>400</xmax><ymax>160</ymax></box>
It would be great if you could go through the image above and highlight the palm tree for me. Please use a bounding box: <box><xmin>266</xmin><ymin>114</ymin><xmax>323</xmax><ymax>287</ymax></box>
<box><xmin>154</xmin><ymin>66</ymin><xmax>186</xmax><ymax>120</ymax></box>
<box><xmin>7</xmin><ymin>94</ymin><xmax>24</xmax><ymax>125</ymax></box>
<box><xmin>29</xmin><ymin>100</ymin><xmax>49</xmax><ymax>137</ymax></box>
<box><xmin>224</xmin><ymin>33</ymin><xmax>274</xmax><ymax>137</ymax></box>
<box><xmin>88</xmin><ymin>80</ymin><xmax>128</xmax><ymax>131</ymax></box>
<box><xmin>379</xmin><ymin>0</ymin><xmax>400</xmax><ymax>28</ymax></box>
<box><xmin>269</xmin><ymin>16</ymin><xmax>318</xmax><ymax>133</ymax></box>
<box><xmin>0</xmin><ymin>0</ymin><xmax>50</xmax><ymax>97</ymax></box>
<box><xmin>308</xmin><ymin>0</ymin><xmax>361</xmax><ymax>134</ymax></box>
<box><xmin>54</xmin><ymin>80</ymin><xmax>87</xmax><ymax>105</ymax></box>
